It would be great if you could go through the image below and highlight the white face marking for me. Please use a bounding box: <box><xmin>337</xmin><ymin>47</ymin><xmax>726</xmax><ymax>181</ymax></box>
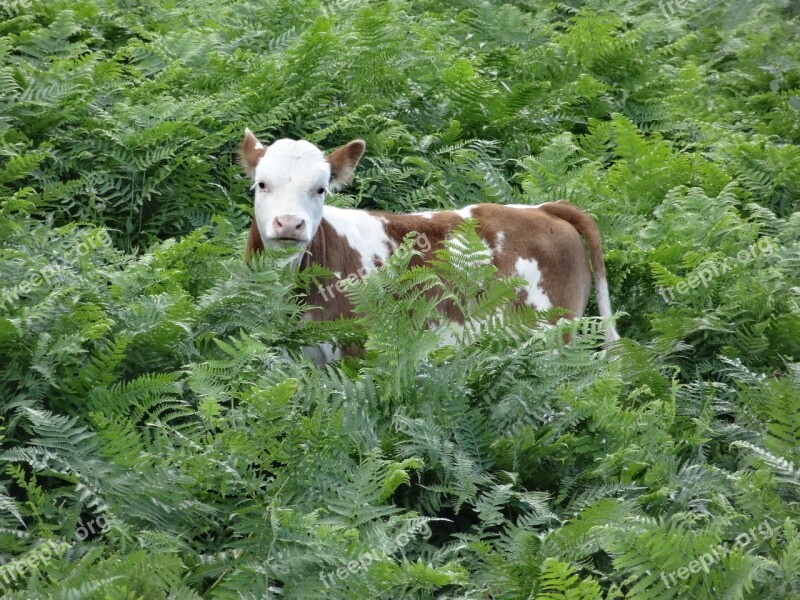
<box><xmin>494</xmin><ymin>231</ymin><xmax>505</xmax><ymax>254</ymax></box>
<box><xmin>514</xmin><ymin>257</ymin><xmax>552</xmax><ymax>309</ymax></box>
<box><xmin>252</xmin><ymin>139</ymin><xmax>330</xmax><ymax>250</ymax></box>
<box><xmin>323</xmin><ymin>206</ymin><xmax>395</xmax><ymax>271</ymax></box>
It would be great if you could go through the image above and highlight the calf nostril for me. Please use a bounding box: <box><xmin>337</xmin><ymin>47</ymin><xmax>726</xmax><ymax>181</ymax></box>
<box><xmin>295</xmin><ymin>221</ymin><xmax>304</xmax><ymax>230</ymax></box>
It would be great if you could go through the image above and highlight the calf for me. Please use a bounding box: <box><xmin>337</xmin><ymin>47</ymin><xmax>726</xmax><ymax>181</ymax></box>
<box><xmin>240</xmin><ymin>129</ymin><xmax>620</xmax><ymax>354</ymax></box>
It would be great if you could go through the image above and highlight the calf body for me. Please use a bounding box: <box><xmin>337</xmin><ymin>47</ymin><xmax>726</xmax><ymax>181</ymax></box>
<box><xmin>240</xmin><ymin>130</ymin><xmax>619</xmax><ymax>346</ymax></box>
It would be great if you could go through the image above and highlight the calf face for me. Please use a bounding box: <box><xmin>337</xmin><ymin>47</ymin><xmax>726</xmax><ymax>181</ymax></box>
<box><xmin>239</xmin><ymin>129</ymin><xmax>365</xmax><ymax>250</ymax></box>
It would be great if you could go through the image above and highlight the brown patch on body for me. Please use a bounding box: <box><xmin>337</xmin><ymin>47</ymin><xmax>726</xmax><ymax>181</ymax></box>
<box><xmin>377</xmin><ymin>210</ymin><xmax>468</xmax><ymax>323</ymax></box>
<box><xmin>468</xmin><ymin>204</ymin><xmax>592</xmax><ymax>317</ymax></box>
<box><xmin>301</xmin><ymin>218</ymin><xmax>367</xmax><ymax>321</ymax></box>
<box><xmin>244</xmin><ymin>219</ymin><xmax>265</xmax><ymax>264</ymax></box>
<box><xmin>369</xmin><ymin>205</ymin><xmax>594</xmax><ymax>321</ymax></box>
<box><xmin>378</xmin><ymin>211</ymin><xmax>464</xmax><ymax>254</ymax></box>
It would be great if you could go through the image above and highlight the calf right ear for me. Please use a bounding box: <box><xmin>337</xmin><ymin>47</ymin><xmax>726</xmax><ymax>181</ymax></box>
<box><xmin>327</xmin><ymin>139</ymin><xmax>366</xmax><ymax>190</ymax></box>
<box><xmin>239</xmin><ymin>128</ymin><xmax>267</xmax><ymax>177</ymax></box>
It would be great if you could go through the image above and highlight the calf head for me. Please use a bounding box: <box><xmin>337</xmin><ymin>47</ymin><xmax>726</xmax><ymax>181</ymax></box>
<box><xmin>240</xmin><ymin>129</ymin><xmax>365</xmax><ymax>250</ymax></box>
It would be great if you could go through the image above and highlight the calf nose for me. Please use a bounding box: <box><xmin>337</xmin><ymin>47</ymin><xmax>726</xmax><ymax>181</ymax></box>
<box><xmin>272</xmin><ymin>215</ymin><xmax>306</xmax><ymax>239</ymax></box>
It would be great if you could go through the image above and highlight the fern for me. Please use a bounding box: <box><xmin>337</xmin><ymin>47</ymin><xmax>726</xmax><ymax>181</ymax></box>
<box><xmin>0</xmin><ymin>0</ymin><xmax>798</xmax><ymax>597</ymax></box>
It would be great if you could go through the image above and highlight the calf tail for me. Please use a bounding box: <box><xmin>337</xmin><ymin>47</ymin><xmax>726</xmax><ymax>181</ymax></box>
<box><xmin>538</xmin><ymin>201</ymin><xmax>620</xmax><ymax>346</ymax></box>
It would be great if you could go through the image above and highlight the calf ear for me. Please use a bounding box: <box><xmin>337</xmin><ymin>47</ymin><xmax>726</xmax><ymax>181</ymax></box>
<box><xmin>239</xmin><ymin>128</ymin><xmax>267</xmax><ymax>177</ymax></box>
<box><xmin>326</xmin><ymin>139</ymin><xmax>365</xmax><ymax>190</ymax></box>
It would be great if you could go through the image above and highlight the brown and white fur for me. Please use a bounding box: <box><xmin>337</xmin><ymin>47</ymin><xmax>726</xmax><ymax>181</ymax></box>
<box><xmin>240</xmin><ymin>129</ymin><xmax>619</xmax><ymax>360</ymax></box>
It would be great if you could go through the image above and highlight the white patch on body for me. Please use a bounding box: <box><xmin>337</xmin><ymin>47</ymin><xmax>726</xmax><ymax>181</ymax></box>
<box><xmin>323</xmin><ymin>206</ymin><xmax>395</xmax><ymax>272</ymax></box>
<box><xmin>506</xmin><ymin>203</ymin><xmax>545</xmax><ymax>210</ymax></box>
<box><xmin>435</xmin><ymin>321</ymin><xmax>464</xmax><ymax>347</ymax></box>
<box><xmin>456</xmin><ymin>205</ymin><xmax>475</xmax><ymax>219</ymax></box>
<box><xmin>300</xmin><ymin>314</ymin><xmax>343</xmax><ymax>365</ymax></box>
<box><xmin>303</xmin><ymin>342</ymin><xmax>342</xmax><ymax>366</ymax></box>
<box><xmin>494</xmin><ymin>231</ymin><xmax>505</xmax><ymax>254</ymax></box>
<box><xmin>446</xmin><ymin>233</ymin><xmax>492</xmax><ymax>266</ymax></box>
<box><xmin>514</xmin><ymin>257</ymin><xmax>552</xmax><ymax>309</ymax></box>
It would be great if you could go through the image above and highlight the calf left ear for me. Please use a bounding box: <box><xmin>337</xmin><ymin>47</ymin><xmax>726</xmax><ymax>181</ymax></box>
<box><xmin>326</xmin><ymin>139</ymin><xmax>366</xmax><ymax>190</ymax></box>
<box><xmin>239</xmin><ymin>128</ymin><xmax>267</xmax><ymax>177</ymax></box>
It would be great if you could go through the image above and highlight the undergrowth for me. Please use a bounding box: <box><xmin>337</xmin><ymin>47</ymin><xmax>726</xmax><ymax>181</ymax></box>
<box><xmin>0</xmin><ymin>0</ymin><xmax>798</xmax><ymax>598</ymax></box>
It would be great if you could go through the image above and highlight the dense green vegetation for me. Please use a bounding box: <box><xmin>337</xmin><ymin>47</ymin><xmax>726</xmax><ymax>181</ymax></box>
<box><xmin>1</xmin><ymin>0</ymin><xmax>799</xmax><ymax>597</ymax></box>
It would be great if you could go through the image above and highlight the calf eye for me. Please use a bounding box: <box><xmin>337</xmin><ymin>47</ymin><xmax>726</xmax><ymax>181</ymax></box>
<box><xmin>317</xmin><ymin>187</ymin><xmax>326</xmax><ymax>195</ymax></box>
<box><xmin>258</xmin><ymin>181</ymin><xmax>266</xmax><ymax>190</ymax></box>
